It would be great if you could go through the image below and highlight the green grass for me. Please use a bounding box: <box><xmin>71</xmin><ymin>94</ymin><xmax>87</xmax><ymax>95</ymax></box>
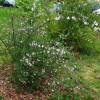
<box><xmin>95</xmin><ymin>32</ymin><xmax>100</xmax><ymax>53</ymax></box>
<box><xmin>77</xmin><ymin>55</ymin><xmax>100</xmax><ymax>95</ymax></box>
<box><xmin>0</xmin><ymin>96</ymin><xmax>4</xmax><ymax>100</ymax></box>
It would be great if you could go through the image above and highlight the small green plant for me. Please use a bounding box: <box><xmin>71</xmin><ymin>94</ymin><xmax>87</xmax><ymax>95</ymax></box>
<box><xmin>0</xmin><ymin>96</ymin><xmax>4</xmax><ymax>100</ymax></box>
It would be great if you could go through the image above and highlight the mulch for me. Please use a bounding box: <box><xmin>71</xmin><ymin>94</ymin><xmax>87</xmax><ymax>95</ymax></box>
<box><xmin>0</xmin><ymin>65</ymin><xmax>51</xmax><ymax>100</ymax></box>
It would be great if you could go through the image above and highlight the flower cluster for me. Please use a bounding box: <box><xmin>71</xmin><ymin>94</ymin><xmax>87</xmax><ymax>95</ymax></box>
<box><xmin>92</xmin><ymin>20</ymin><xmax>100</xmax><ymax>31</ymax></box>
<box><xmin>11</xmin><ymin>37</ymin><xmax>72</xmax><ymax>91</ymax></box>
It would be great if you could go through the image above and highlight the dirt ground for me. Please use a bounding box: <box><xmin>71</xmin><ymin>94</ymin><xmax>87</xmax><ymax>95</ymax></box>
<box><xmin>0</xmin><ymin>65</ymin><xmax>50</xmax><ymax>100</ymax></box>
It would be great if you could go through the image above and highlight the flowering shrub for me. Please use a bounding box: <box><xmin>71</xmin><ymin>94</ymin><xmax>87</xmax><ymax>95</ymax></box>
<box><xmin>38</xmin><ymin>0</ymin><xmax>99</xmax><ymax>54</ymax></box>
<box><xmin>7</xmin><ymin>15</ymin><xmax>73</xmax><ymax>92</ymax></box>
<box><xmin>0</xmin><ymin>0</ymin><xmax>98</xmax><ymax>98</ymax></box>
<box><xmin>57</xmin><ymin>1</ymin><xmax>98</xmax><ymax>54</ymax></box>
<box><xmin>11</xmin><ymin>39</ymin><xmax>71</xmax><ymax>92</ymax></box>
<box><xmin>6</xmin><ymin>14</ymin><xmax>97</xmax><ymax>98</ymax></box>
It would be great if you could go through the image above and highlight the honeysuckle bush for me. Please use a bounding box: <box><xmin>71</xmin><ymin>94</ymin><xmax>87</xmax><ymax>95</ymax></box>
<box><xmin>11</xmin><ymin>37</ymin><xmax>70</xmax><ymax>92</ymax></box>
<box><xmin>6</xmin><ymin>15</ymin><xmax>97</xmax><ymax>99</ymax></box>
<box><xmin>32</xmin><ymin>0</ymin><xmax>100</xmax><ymax>54</ymax></box>
<box><xmin>7</xmin><ymin>15</ymin><xmax>73</xmax><ymax>92</ymax></box>
<box><xmin>58</xmin><ymin>0</ymin><xmax>100</xmax><ymax>54</ymax></box>
<box><xmin>0</xmin><ymin>0</ymin><xmax>99</xmax><ymax>99</ymax></box>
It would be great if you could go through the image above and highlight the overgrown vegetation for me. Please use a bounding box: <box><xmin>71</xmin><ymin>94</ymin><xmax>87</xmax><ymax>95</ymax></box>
<box><xmin>0</xmin><ymin>0</ymin><xmax>100</xmax><ymax>99</ymax></box>
<box><xmin>9</xmin><ymin>17</ymin><xmax>71</xmax><ymax>92</ymax></box>
<box><xmin>16</xmin><ymin>0</ymin><xmax>33</xmax><ymax>11</ymax></box>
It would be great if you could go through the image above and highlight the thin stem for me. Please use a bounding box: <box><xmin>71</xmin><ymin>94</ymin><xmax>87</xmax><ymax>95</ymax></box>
<box><xmin>11</xmin><ymin>16</ymin><xmax>16</xmax><ymax>47</ymax></box>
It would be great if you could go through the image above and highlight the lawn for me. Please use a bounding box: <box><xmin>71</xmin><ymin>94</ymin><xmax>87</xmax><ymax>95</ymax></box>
<box><xmin>77</xmin><ymin>55</ymin><xmax>100</xmax><ymax>95</ymax></box>
<box><xmin>77</xmin><ymin>31</ymin><xmax>100</xmax><ymax>97</ymax></box>
<box><xmin>0</xmin><ymin>7</ymin><xmax>100</xmax><ymax>99</ymax></box>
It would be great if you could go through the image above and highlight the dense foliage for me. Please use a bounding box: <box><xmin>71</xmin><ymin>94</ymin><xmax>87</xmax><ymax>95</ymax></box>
<box><xmin>0</xmin><ymin>0</ymin><xmax>4</xmax><ymax>5</ymax></box>
<box><xmin>6</xmin><ymin>15</ymin><xmax>72</xmax><ymax>93</ymax></box>
<box><xmin>40</xmin><ymin>0</ymin><xmax>99</xmax><ymax>54</ymax></box>
<box><xmin>0</xmin><ymin>0</ymin><xmax>99</xmax><ymax>99</ymax></box>
<box><xmin>16</xmin><ymin>0</ymin><xmax>33</xmax><ymax>11</ymax></box>
<box><xmin>8</xmin><ymin>16</ymin><xmax>96</xmax><ymax>98</ymax></box>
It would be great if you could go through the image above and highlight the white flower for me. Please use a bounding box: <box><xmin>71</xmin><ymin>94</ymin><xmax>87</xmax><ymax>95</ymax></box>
<box><xmin>20</xmin><ymin>59</ymin><xmax>23</xmax><ymax>62</ymax></box>
<box><xmin>55</xmin><ymin>16</ymin><xmax>61</xmax><ymax>21</ymax></box>
<box><xmin>60</xmin><ymin>49</ymin><xmax>65</xmax><ymax>55</ymax></box>
<box><xmin>71</xmin><ymin>67</ymin><xmax>75</xmax><ymax>72</ymax></box>
<box><xmin>32</xmin><ymin>52</ymin><xmax>35</xmax><ymax>56</ymax></box>
<box><xmin>52</xmin><ymin>89</ymin><xmax>54</xmax><ymax>92</ymax></box>
<box><xmin>94</xmin><ymin>27</ymin><xmax>100</xmax><ymax>31</ymax></box>
<box><xmin>41</xmin><ymin>45</ymin><xmax>44</xmax><ymax>48</ymax></box>
<box><xmin>47</xmin><ymin>18</ymin><xmax>50</xmax><ymax>21</ymax></box>
<box><xmin>66</xmin><ymin>78</ymin><xmax>70</xmax><ymax>80</ymax></box>
<box><xmin>83</xmin><ymin>21</ymin><xmax>89</xmax><ymax>25</ymax></box>
<box><xmin>93</xmin><ymin>9</ymin><xmax>100</xmax><ymax>15</ymax></box>
<box><xmin>72</xmin><ymin>16</ymin><xmax>76</xmax><ymax>21</ymax></box>
<box><xmin>28</xmin><ymin>63</ymin><xmax>32</xmax><ymax>67</ymax></box>
<box><xmin>48</xmin><ymin>82</ymin><xmax>50</xmax><ymax>85</ymax></box>
<box><xmin>26</xmin><ymin>53</ymin><xmax>30</xmax><ymax>57</ymax></box>
<box><xmin>47</xmin><ymin>50</ymin><xmax>50</xmax><ymax>54</ymax></box>
<box><xmin>38</xmin><ymin>44</ymin><xmax>41</xmax><ymax>47</ymax></box>
<box><xmin>25</xmin><ymin>58</ymin><xmax>29</xmax><ymax>62</ymax></box>
<box><xmin>74</xmin><ymin>86</ymin><xmax>80</xmax><ymax>90</ymax></box>
<box><xmin>31</xmin><ymin>4</ymin><xmax>36</xmax><ymax>11</ymax></box>
<box><xmin>56</xmin><ymin>49</ymin><xmax>60</xmax><ymax>52</ymax></box>
<box><xmin>67</xmin><ymin>16</ymin><xmax>70</xmax><ymax>20</ymax></box>
<box><xmin>64</xmin><ymin>64</ymin><xmax>67</xmax><ymax>68</ymax></box>
<box><xmin>57</xmin><ymin>81</ymin><xmax>59</xmax><ymax>85</ymax></box>
<box><xmin>34</xmin><ymin>73</ymin><xmax>36</xmax><ymax>76</ymax></box>
<box><xmin>93</xmin><ymin>21</ymin><xmax>98</xmax><ymax>26</ymax></box>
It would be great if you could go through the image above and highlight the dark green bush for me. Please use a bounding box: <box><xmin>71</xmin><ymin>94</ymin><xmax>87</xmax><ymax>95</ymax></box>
<box><xmin>0</xmin><ymin>0</ymin><xmax>4</xmax><ymax>5</ymax></box>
